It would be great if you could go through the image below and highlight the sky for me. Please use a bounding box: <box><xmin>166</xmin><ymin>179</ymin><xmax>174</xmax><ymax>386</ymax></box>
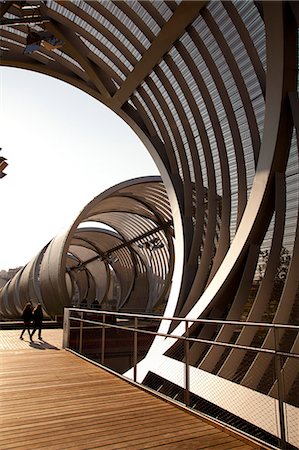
<box><xmin>0</xmin><ymin>67</ymin><xmax>159</xmax><ymax>271</ymax></box>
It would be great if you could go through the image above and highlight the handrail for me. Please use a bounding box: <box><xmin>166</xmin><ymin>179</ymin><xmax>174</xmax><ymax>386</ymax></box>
<box><xmin>63</xmin><ymin>307</ymin><xmax>299</xmax><ymax>450</ymax></box>
<box><xmin>68</xmin><ymin>307</ymin><xmax>299</xmax><ymax>331</ymax></box>
<box><xmin>67</xmin><ymin>315</ymin><xmax>299</xmax><ymax>358</ymax></box>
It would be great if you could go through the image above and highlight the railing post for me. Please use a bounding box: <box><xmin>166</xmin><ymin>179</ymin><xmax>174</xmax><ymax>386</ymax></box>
<box><xmin>79</xmin><ymin>310</ymin><xmax>83</xmax><ymax>353</ymax></box>
<box><xmin>101</xmin><ymin>313</ymin><xmax>106</xmax><ymax>365</ymax></box>
<box><xmin>184</xmin><ymin>320</ymin><xmax>190</xmax><ymax>407</ymax></box>
<box><xmin>133</xmin><ymin>316</ymin><xmax>138</xmax><ymax>382</ymax></box>
<box><xmin>274</xmin><ymin>326</ymin><xmax>287</xmax><ymax>450</ymax></box>
<box><xmin>62</xmin><ymin>307</ymin><xmax>70</xmax><ymax>349</ymax></box>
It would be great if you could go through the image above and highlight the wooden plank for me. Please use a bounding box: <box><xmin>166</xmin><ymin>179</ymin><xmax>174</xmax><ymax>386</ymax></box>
<box><xmin>0</xmin><ymin>334</ymin><xmax>265</xmax><ymax>450</ymax></box>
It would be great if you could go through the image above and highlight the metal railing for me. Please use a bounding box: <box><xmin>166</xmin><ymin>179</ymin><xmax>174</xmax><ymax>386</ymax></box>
<box><xmin>63</xmin><ymin>308</ymin><xmax>299</xmax><ymax>450</ymax></box>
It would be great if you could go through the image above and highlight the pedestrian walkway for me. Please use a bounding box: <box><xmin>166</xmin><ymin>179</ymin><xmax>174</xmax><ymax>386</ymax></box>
<box><xmin>0</xmin><ymin>329</ymin><xmax>267</xmax><ymax>449</ymax></box>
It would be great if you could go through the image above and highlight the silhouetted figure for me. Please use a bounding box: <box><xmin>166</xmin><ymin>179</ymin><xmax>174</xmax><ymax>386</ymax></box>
<box><xmin>20</xmin><ymin>302</ymin><xmax>33</xmax><ymax>340</ymax></box>
<box><xmin>31</xmin><ymin>303</ymin><xmax>44</xmax><ymax>340</ymax></box>
<box><xmin>80</xmin><ymin>298</ymin><xmax>88</xmax><ymax>308</ymax></box>
<box><xmin>91</xmin><ymin>299</ymin><xmax>100</xmax><ymax>310</ymax></box>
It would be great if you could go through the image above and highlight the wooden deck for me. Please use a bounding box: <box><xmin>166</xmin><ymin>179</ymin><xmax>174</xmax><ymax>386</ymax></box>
<box><xmin>0</xmin><ymin>329</ymin><xmax>267</xmax><ymax>449</ymax></box>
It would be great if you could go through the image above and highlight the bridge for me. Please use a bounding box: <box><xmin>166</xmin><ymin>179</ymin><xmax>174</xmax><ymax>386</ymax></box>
<box><xmin>0</xmin><ymin>327</ymin><xmax>264</xmax><ymax>450</ymax></box>
<box><xmin>1</xmin><ymin>2</ymin><xmax>299</xmax><ymax>449</ymax></box>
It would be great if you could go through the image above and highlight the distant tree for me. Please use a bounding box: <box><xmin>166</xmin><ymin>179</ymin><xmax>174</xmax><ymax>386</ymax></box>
<box><xmin>257</xmin><ymin>247</ymin><xmax>291</xmax><ymax>321</ymax></box>
<box><xmin>257</xmin><ymin>247</ymin><xmax>291</xmax><ymax>283</ymax></box>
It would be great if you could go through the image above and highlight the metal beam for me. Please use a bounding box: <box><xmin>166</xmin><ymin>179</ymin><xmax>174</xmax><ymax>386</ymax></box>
<box><xmin>112</xmin><ymin>1</ymin><xmax>207</xmax><ymax>108</ymax></box>
<box><xmin>0</xmin><ymin>16</ymin><xmax>50</xmax><ymax>26</ymax></box>
<box><xmin>70</xmin><ymin>219</ymin><xmax>173</xmax><ymax>269</ymax></box>
<box><xmin>38</xmin><ymin>2</ymin><xmax>112</xmax><ymax>99</ymax></box>
<box><xmin>0</xmin><ymin>1</ymin><xmax>13</xmax><ymax>19</ymax></box>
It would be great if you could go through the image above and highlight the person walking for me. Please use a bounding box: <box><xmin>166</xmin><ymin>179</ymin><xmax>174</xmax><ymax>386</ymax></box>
<box><xmin>20</xmin><ymin>302</ymin><xmax>33</xmax><ymax>340</ymax></box>
<box><xmin>31</xmin><ymin>303</ymin><xmax>44</xmax><ymax>340</ymax></box>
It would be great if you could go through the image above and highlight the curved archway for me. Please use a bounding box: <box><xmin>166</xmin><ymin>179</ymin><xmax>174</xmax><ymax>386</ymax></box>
<box><xmin>0</xmin><ymin>176</ymin><xmax>175</xmax><ymax>318</ymax></box>
<box><xmin>0</xmin><ymin>66</ymin><xmax>160</xmax><ymax>268</ymax></box>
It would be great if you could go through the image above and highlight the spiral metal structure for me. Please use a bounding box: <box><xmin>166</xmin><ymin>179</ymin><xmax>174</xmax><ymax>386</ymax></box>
<box><xmin>1</xmin><ymin>1</ymin><xmax>299</xmax><ymax>447</ymax></box>
<box><xmin>0</xmin><ymin>177</ymin><xmax>174</xmax><ymax>318</ymax></box>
